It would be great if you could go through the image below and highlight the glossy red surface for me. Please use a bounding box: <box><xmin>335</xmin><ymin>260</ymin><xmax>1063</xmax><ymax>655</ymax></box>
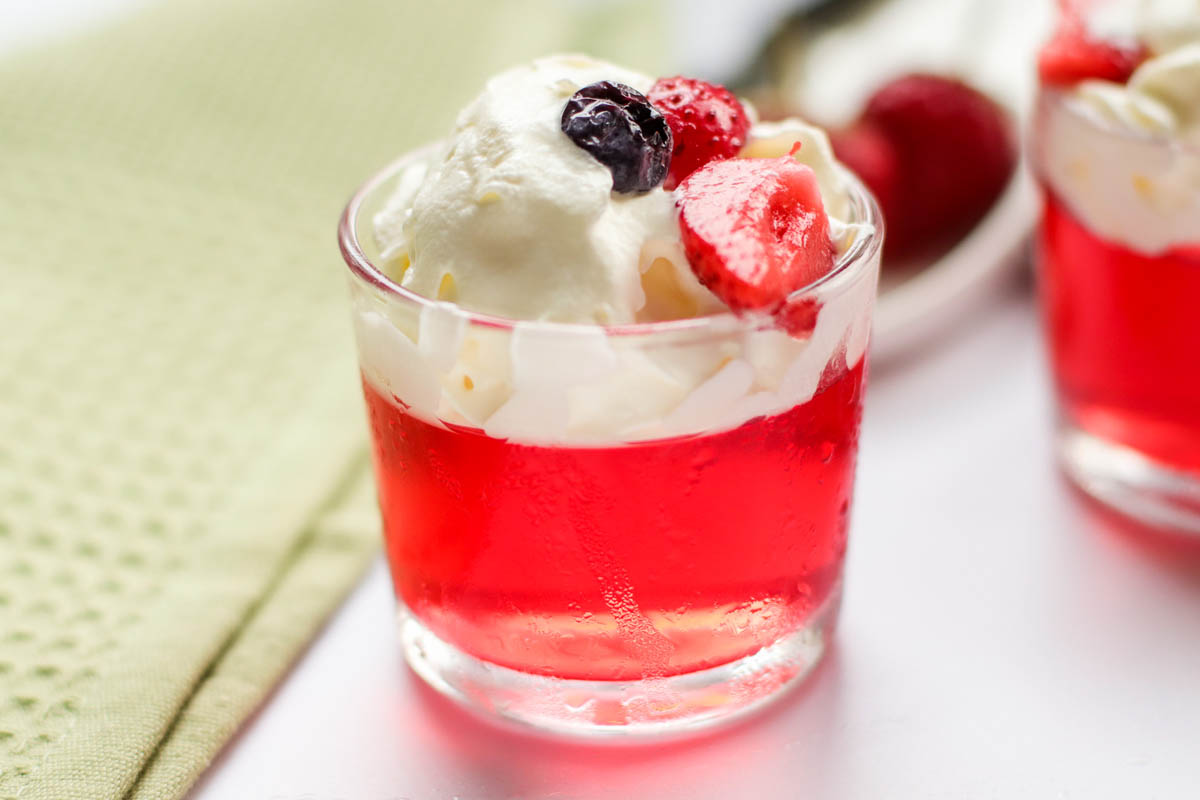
<box><xmin>1038</xmin><ymin>190</ymin><xmax>1200</xmax><ymax>471</ymax></box>
<box><xmin>363</xmin><ymin>360</ymin><xmax>865</xmax><ymax>681</ymax></box>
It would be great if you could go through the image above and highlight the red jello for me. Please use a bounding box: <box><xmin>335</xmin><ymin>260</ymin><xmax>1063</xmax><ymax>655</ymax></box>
<box><xmin>1038</xmin><ymin>190</ymin><xmax>1200</xmax><ymax>471</ymax></box>
<box><xmin>363</xmin><ymin>360</ymin><xmax>865</xmax><ymax>682</ymax></box>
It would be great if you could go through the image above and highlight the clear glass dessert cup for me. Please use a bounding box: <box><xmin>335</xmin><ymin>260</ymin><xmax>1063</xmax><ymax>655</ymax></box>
<box><xmin>1034</xmin><ymin>89</ymin><xmax>1200</xmax><ymax>535</ymax></box>
<box><xmin>338</xmin><ymin>146</ymin><xmax>882</xmax><ymax>737</ymax></box>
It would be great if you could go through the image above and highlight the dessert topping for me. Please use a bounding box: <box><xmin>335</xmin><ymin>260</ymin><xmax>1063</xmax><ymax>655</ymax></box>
<box><xmin>561</xmin><ymin>80</ymin><xmax>673</xmax><ymax>193</ymax></box>
<box><xmin>647</xmin><ymin>76</ymin><xmax>751</xmax><ymax>189</ymax></box>
<box><xmin>1039</xmin><ymin>1</ymin><xmax>1148</xmax><ymax>86</ymax></box>
<box><xmin>676</xmin><ymin>150</ymin><xmax>835</xmax><ymax>318</ymax></box>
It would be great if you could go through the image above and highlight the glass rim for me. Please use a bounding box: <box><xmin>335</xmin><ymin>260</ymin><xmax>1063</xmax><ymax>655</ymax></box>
<box><xmin>1041</xmin><ymin>86</ymin><xmax>1200</xmax><ymax>156</ymax></box>
<box><xmin>337</xmin><ymin>142</ymin><xmax>883</xmax><ymax>337</ymax></box>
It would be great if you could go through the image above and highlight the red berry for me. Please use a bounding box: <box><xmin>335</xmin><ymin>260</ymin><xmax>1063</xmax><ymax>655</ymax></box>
<box><xmin>1038</xmin><ymin>19</ymin><xmax>1147</xmax><ymax>86</ymax></box>
<box><xmin>648</xmin><ymin>76</ymin><xmax>751</xmax><ymax>190</ymax></box>
<box><xmin>846</xmin><ymin>73</ymin><xmax>1015</xmax><ymax>258</ymax></box>
<box><xmin>676</xmin><ymin>155</ymin><xmax>835</xmax><ymax>316</ymax></box>
<box><xmin>1038</xmin><ymin>0</ymin><xmax>1147</xmax><ymax>86</ymax></box>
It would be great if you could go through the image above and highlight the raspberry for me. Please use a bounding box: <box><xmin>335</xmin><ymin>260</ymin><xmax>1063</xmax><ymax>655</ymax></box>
<box><xmin>676</xmin><ymin>155</ymin><xmax>835</xmax><ymax>317</ymax></box>
<box><xmin>561</xmin><ymin>81</ymin><xmax>673</xmax><ymax>193</ymax></box>
<box><xmin>844</xmin><ymin>73</ymin><xmax>1015</xmax><ymax>258</ymax></box>
<box><xmin>648</xmin><ymin>77</ymin><xmax>751</xmax><ymax>190</ymax></box>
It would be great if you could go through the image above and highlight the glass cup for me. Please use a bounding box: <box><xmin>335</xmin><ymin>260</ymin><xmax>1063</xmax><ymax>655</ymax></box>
<box><xmin>338</xmin><ymin>147</ymin><xmax>882</xmax><ymax>736</ymax></box>
<box><xmin>1033</xmin><ymin>89</ymin><xmax>1200</xmax><ymax>533</ymax></box>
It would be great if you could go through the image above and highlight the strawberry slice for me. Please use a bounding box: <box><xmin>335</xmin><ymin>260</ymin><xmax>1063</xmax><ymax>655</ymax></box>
<box><xmin>648</xmin><ymin>76</ymin><xmax>751</xmax><ymax>189</ymax></box>
<box><xmin>676</xmin><ymin>154</ymin><xmax>835</xmax><ymax>316</ymax></box>
<box><xmin>1038</xmin><ymin>1</ymin><xmax>1147</xmax><ymax>86</ymax></box>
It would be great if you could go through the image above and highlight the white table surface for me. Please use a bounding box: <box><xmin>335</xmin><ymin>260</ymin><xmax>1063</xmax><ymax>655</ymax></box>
<box><xmin>8</xmin><ymin>4</ymin><xmax>1200</xmax><ymax>799</ymax></box>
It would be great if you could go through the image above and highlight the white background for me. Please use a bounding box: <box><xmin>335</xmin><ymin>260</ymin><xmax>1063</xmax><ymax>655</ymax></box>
<box><xmin>5</xmin><ymin>3</ymin><xmax>1199</xmax><ymax>798</ymax></box>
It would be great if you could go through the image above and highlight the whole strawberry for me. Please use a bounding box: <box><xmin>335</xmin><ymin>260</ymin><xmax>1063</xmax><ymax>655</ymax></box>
<box><xmin>835</xmin><ymin>74</ymin><xmax>1015</xmax><ymax>258</ymax></box>
<box><xmin>648</xmin><ymin>77</ymin><xmax>751</xmax><ymax>189</ymax></box>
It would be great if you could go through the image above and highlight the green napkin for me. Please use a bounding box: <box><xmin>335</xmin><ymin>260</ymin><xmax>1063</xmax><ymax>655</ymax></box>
<box><xmin>0</xmin><ymin>1</ymin><xmax>661</xmax><ymax>797</ymax></box>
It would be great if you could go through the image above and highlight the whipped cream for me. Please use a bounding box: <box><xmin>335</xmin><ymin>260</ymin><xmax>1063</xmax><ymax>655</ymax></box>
<box><xmin>351</xmin><ymin>262</ymin><xmax>876</xmax><ymax>445</ymax></box>
<box><xmin>1040</xmin><ymin>2</ymin><xmax>1200</xmax><ymax>254</ymax></box>
<box><xmin>358</xmin><ymin>55</ymin><xmax>878</xmax><ymax>445</ymax></box>
<box><xmin>375</xmin><ymin>55</ymin><xmax>718</xmax><ymax>325</ymax></box>
<box><xmin>375</xmin><ymin>54</ymin><xmax>859</xmax><ymax>325</ymax></box>
<box><xmin>1087</xmin><ymin>0</ymin><xmax>1200</xmax><ymax>54</ymax></box>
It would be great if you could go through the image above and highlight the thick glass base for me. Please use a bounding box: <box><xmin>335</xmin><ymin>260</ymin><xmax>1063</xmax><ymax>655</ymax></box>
<box><xmin>399</xmin><ymin>584</ymin><xmax>840</xmax><ymax>739</ymax></box>
<box><xmin>1059</xmin><ymin>422</ymin><xmax>1200</xmax><ymax>536</ymax></box>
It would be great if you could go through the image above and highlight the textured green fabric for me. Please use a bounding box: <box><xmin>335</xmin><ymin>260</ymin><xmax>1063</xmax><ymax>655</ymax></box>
<box><xmin>0</xmin><ymin>1</ymin><xmax>661</xmax><ymax>798</ymax></box>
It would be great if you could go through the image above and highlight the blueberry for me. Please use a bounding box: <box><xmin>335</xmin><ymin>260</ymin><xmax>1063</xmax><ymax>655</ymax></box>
<box><xmin>561</xmin><ymin>81</ymin><xmax>672</xmax><ymax>194</ymax></box>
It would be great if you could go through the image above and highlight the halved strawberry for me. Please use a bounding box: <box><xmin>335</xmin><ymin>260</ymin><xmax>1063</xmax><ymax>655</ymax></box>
<box><xmin>1038</xmin><ymin>1</ymin><xmax>1147</xmax><ymax>86</ymax></box>
<box><xmin>648</xmin><ymin>76</ymin><xmax>751</xmax><ymax>189</ymax></box>
<box><xmin>676</xmin><ymin>155</ymin><xmax>835</xmax><ymax>316</ymax></box>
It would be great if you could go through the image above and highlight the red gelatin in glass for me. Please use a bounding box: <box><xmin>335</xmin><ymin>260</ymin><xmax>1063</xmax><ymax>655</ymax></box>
<box><xmin>1038</xmin><ymin>190</ymin><xmax>1200</xmax><ymax>471</ymax></box>
<box><xmin>363</xmin><ymin>361</ymin><xmax>865</xmax><ymax>682</ymax></box>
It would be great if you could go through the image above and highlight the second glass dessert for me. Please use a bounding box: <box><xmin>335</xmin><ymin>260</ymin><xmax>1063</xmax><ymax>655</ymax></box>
<box><xmin>1035</xmin><ymin>2</ymin><xmax>1200</xmax><ymax>532</ymax></box>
